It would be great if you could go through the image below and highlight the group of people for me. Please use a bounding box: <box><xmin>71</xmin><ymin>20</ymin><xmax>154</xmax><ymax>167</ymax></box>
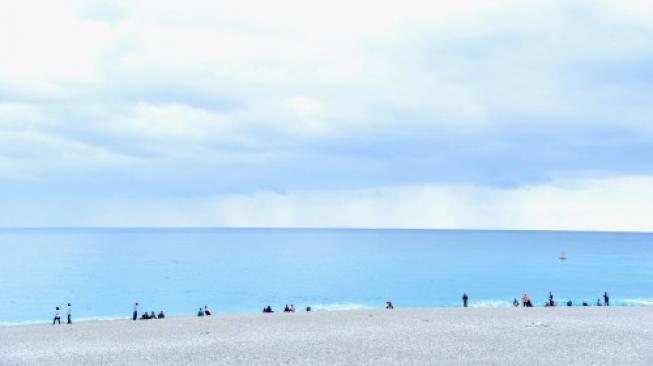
<box><xmin>52</xmin><ymin>303</ymin><xmax>72</xmax><ymax>325</ymax></box>
<box><xmin>54</xmin><ymin>291</ymin><xmax>614</xmax><ymax>325</ymax></box>
<box><xmin>141</xmin><ymin>311</ymin><xmax>165</xmax><ymax>319</ymax></box>
<box><xmin>132</xmin><ymin>303</ymin><xmax>165</xmax><ymax>320</ymax></box>
<box><xmin>262</xmin><ymin>304</ymin><xmax>312</xmax><ymax>313</ymax></box>
<box><xmin>506</xmin><ymin>291</ymin><xmax>609</xmax><ymax>308</ymax></box>
<box><xmin>197</xmin><ymin>306</ymin><xmax>212</xmax><ymax>317</ymax></box>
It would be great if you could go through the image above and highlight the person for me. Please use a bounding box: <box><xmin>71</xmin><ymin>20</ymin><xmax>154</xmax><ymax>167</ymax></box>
<box><xmin>512</xmin><ymin>298</ymin><xmax>519</xmax><ymax>307</ymax></box>
<box><xmin>133</xmin><ymin>302</ymin><xmax>139</xmax><ymax>321</ymax></box>
<box><xmin>150</xmin><ymin>311</ymin><xmax>156</xmax><ymax>319</ymax></box>
<box><xmin>290</xmin><ymin>304</ymin><xmax>295</xmax><ymax>312</ymax></box>
<box><xmin>386</xmin><ymin>301</ymin><xmax>394</xmax><ymax>309</ymax></box>
<box><xmin>263</xmin><ymin>306</ymin><xmax>273</xmax><ymax>313</ymax></box>
<box><xmin>521</xmin><ymin>294</ymin><xmax>531</xmax><ymax>307</ymax></box>
<box><xmin>596</xmin><ymin>298</ymin><xmax>603</xmax><ymax>306</ymax></box>
<box><xmin>197</xmin><ymin>308</ymin><xmax>204</xmax><ymax>317</ymax></box>
<box><xmin>306</xmin><ymin>306</ymin><xmax>311</xmax><ymax>312</ymax></box>
<box><xmin>204</xmin><ymin>306</ymin><xmax>212</xmax><ymax>316</ymax></box>
<box><xmin>53</xmin><ymin>307</ymin><xmax>61</xmax><ymax>325</ymax></box>
<box><xmin>462</xmin><ymin>293</ymin><xmax>468</xmax><ymax>307</ymax></box>
<box><xmin>141</xmin><ymin>312</ymin><xmax>150</xmax><ymax>320</ymax></box>
<box><xmin>604</xmin><ymin>292</ymin><xmax>610</xmax><ymax>306</ymax></box>
<box><xmin>284</xmin><ymin>304</ymin><xmax>291</xmax><ymax>312</ymax></box>
<box><xmin>157</xmin><ymin>311</ymin><xmax>165</xmax><ymax>319</ymax></box>
<box><xmin>582</xmin><ymin>300</ymin><xmax>589</xmax><ymax>306</ymax></box>
<box><xmin>566</xmin><ymin>300</ymin><xmax>573</xmax><ymax>307</ymax></box>
<box><xmin>67</xmin><ymin>303</ymin><xmax>72</xmax><ymax>324</ymax></box>
<box><xmin>548</xmin><ymin>292</ymin><xmax>555</xmax><ymax>307</ymax></box>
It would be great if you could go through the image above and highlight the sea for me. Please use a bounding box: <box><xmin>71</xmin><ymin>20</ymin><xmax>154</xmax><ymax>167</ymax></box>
<box><xmin>0</xmin><ymin>228</ymin><xmax>651</xmax><ymax>325</ymax></box>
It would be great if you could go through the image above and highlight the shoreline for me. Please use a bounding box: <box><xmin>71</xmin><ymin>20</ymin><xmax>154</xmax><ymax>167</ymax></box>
<box><xmin>2</xmin><ymin>307</ymin><xmax>652</xmax><ymax>365</ymax></box>
<box><xmin>3</xmin><ymin>298</ymin><xmax>652</xmax><ymax>327</ymax></box>
<box><xmin>3</xmin><ymin>300</ymin><xmax>652</xmax><ymax>327</ymax></box>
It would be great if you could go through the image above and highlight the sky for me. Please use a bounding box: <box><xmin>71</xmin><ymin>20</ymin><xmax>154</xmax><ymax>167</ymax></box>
<box><xmin>1</xmin><ymin>0</ymin><xmax>652</xmax><ymax>230</ymax></box>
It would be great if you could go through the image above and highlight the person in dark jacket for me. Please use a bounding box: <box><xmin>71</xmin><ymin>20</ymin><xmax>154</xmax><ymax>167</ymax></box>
<box><xmin>462</xmin><ymin>293</ymin><xmax>469</xmax><ymax>307</ymax></box>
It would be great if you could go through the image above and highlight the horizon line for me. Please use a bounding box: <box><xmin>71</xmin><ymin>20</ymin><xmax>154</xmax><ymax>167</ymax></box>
<box><xmin>0</xmin><ymin>227</ymin><xmax>650</xmax><ymax>234</ymax></box>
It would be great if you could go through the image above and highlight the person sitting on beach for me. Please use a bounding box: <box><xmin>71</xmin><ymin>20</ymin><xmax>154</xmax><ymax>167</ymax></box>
<box><xmin>582</xmin><ymin>301</ymin><xmax>589</xmax><ymax>306</ymax></box>
<box><xmin>596</xmin><ymin>298</ymin><xmax>603</xmax><ymax>306</ymax></box>
<box><xmin>284</xmin><ymin>304</ymin><xmax>291</xmax><ymax>312</ymax></box>
<box><xmin>386</xmin><ymin>301</ymin><xmax>394</xmax><ymax>310</ymax></box>
<box><xmin>262</xmin><ymin>306</ymin><xmax>273</xmax><ymax>313</ymax></box>
<box><xmin>290</xmin><ymin>304</ymin><xmax>295</xmax><ymax>312</ymax></box>
<box><xmin>204</xmin><ymin>306</ymin><xmax>212</xmax><ymax>316</ymax></box>
<box><xmin>566</xmin><ymin>300</ymin><xmax>573</xmax><ymax>307</ymax></box>
<box><xmin>306</xmin><ymin>306</ymin><xmax>311</xmax><ymax>312</ymax></box>
<box><xmin>157</xmin><ymin>311</ymin><xmax>165</xmax><ymax>319</ymax></box>
<box><xmin>197</xmin><ymin>308</ymin><xmax>205</xmax><ymax>317</ymax></box>
<box><xmin>512</xmin><ymin>298</ymin><xmax>519</xmax><ymax>307</ymax></box>
<box><xmin>141</xmin><ymin>312</ymin><xmax>150</xmax><ymax>320</ymax></box>
<box><xmin>150</xmin><ymin>311</ymin><xmax>156</xmax><ymax>319</ymax></box>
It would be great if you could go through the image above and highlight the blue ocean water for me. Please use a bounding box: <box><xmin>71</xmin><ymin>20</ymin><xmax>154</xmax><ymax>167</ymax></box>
<box><xmin>0</xmin><ymin>228</ymin><xmax>652</xmax><ymax>324</ymax></box>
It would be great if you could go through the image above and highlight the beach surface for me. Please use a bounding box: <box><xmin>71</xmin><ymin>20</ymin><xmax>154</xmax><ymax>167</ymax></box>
<box><xmin>1</xmin><ymin>307</ymin><xmax>652</xmax><ymax>365</ymax></box>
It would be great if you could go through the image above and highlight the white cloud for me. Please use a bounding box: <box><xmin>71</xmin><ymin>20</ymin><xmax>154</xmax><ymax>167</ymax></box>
<box><xmin>1</xmin><ymin>0</ymin><xmax>652</xmax><ymax>228</ymax></box>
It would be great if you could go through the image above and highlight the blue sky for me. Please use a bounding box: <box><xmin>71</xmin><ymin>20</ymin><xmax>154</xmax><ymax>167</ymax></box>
<box><xmin>1</xmin><ymin>0</ymin><xmax>652</xmax><ymax>230</ymax></box>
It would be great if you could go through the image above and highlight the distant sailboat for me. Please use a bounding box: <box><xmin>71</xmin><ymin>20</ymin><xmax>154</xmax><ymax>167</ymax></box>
<box><xmin>559</xmin><ymin>250</ymin><xmax>568</xmax><ymax>260</ymax></box>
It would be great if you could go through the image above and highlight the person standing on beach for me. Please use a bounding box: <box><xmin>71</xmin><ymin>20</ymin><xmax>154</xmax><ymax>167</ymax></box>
<box><xmin>67</xmin><ymin>303</ymin><xmax>72</xmax><ymax>324</ymax></box>
<box><xmin>133</xmin><ymin>302</ymin><xmax>139</xmax><ymax>321</ymax></box>
<box><xmin>604</xmin><ymin>292</ymin><xmax>610</xmax><ymax>306</ymax></box>
<box><xmin>53</xmin><ymin>307</ymin><xmax>61</xmax><ymax>325</ymax></box>
<box><xmin>462</xmin><ymin>293</ymin><xmax>468</xmax><ymax>307</ymax></box>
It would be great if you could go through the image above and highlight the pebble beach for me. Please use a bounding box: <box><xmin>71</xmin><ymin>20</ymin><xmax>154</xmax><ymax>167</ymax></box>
<box><xmin>1</xmin><ymin>307</ymin><xmax>652</xmax><ymax>365</ymax></box>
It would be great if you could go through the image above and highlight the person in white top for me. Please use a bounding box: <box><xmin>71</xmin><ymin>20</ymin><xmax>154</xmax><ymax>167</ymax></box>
<box><xmin>133</xmin><ymin>302</ymin><xmax>139</xmax><ymax>321</ymax></box>
<box><xmin>67</xmin><ymin>303</ymin><xmax>72</xmax><ymax>324</ymax></box>
<box><xmin>52</xmin><ymin>307</ymin><xmax>61</xmax><ymax>325</ymax></box>
<box><xmin>204</xmin><ymin>306</ymin><xmax>211</xmax><ymax>316</ymax></box>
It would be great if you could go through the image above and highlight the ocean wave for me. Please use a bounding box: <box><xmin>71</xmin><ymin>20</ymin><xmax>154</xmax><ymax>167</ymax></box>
<box><xmin>614</xmin><ymin>298</ymin><xmax>653</xmax><ymax>306</ymax></box>
<box><xmin>310</xmin><ymin>302</ymin><xmax>373</xmax><ymax>311</ymax></box>
<box><xmin>467</xmin><ymin>300</ymin><xmax>513</xmax><ymax>308</ymax></box>
<box><xmin>0</xmin><ymin>315</ymin><xmax>128</xmax><ymax>327</ymax></box>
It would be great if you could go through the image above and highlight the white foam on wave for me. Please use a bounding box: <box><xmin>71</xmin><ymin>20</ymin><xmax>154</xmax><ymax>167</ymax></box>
<box><xmin>615</xmin><ymin>298</ymin><xmax>653</xmax><ymax>306</ymax></box>
<box><xmin>311</xmin><ymin>303</ymin><xmax>374</xmax><ymax>311</ymax></box>
<box><xmin>468</xmin><ymin>300</ymin><xmax>513</xmax><ymax>308</ymax></box>
<box><xmin>0</xmin><ymin>315</ymin><xmax>128</xmax><ymax>327</ymax></box>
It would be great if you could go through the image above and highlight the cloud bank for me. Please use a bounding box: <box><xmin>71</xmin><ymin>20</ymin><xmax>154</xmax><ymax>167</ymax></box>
<box><xmin>1</xmin><ymin>0</ymin><xmax>652</xmax><ymax>230</ymax></box>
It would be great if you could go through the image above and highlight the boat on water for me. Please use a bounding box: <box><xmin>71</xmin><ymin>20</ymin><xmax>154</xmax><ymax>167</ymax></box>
<box><xmin>559</xmin><ymin>250</ymin><xmax>568</xmax><ymax>260</ymax></box>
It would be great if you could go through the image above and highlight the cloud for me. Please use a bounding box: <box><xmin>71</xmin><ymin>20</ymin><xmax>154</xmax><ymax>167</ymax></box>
<box><xmin>2</xmin><ymin>175</ymin><xmax>651</xmax><ymax>232</ymax></box>
<box><xmin>0</xmin><ymin>0</ymin><xmax>652</xmax><ymax>228</ymax></box>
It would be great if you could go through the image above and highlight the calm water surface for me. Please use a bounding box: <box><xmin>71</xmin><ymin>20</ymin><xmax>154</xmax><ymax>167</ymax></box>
<box><xmin>0</xmin><ymin>228</ymin><xmax>651</xmax><ymax>324</ymax></box>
